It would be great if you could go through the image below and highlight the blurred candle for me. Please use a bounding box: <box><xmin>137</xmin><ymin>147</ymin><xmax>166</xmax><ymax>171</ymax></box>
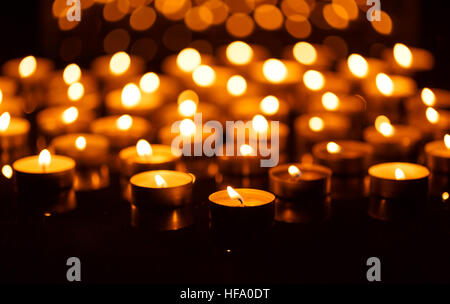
<box><xmin>383</xmin><ymin>43</ymin><xmax>434</xmax><ymax>72</ymax></box>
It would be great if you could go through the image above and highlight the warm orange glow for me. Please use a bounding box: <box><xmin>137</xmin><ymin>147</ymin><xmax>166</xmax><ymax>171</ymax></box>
<box><xmin>67</xmin><ymin>82</ymin><xmax>84</xmax><ymax>101</ymax></box>
<box><xmin>75</xmin><ymin>136</ymin><xmax>87</xmax><ymax>151</ymax></box>
<box><xmin>239</xmin><ymin>144</ymin><xmax>254</xmax><ymax>156</ymax></box>
<box><xmin>178</xmin><ymin>99</ymin><xmax>197</xmax><ymax>117</ymax></box>
<box><xmin>116</xmin><ymin>114</ymin><xmax>133</xmax><ymax>130</ymax></box>
<box><xmin>395</xmin><ymin>168</ymin><xmax>406</xmax><ymax>180</ymax></box>
<box><xmin>303</xmin><ymin>70</ymin><xmax>325</xmax><ymax>91</ymax></box>
<box><xmin>227</xmin><ymin>75</ymin><xmax>247</xmax><ymax>96</ymax></box>
<box><xmin>63</xmin><ymin>63</ymin><xmax>81</xmax><ymax>85</ymax></box>
<box><xmin>444</xmin><ymin>134</ymin><xmax>450</xmax><ymax>149</ymax></box>
<box><xmin>321</xmin><ymin>92</ymin><xmax>339</xmax><ymax>110</ymax></box>
<box><xmin>227</xmin><ymin>186</ymin><xmax>243</xmax><ymax>203</ymax></box>
<box><xmin>38</xmin><ymin>149</ymin><xmax>51</xmax><ymax>168</ymax></box>
<box><xmin>180</xmin><ymin>119</ymin><xmax>196</xmax><ymax>136</ymax></box>
<box><xmin>288</xmin><ymin>165</ymin><xmax>301</xmax><ymax>177</ymax></box>
<box><xmin>176</xmin><ymin>48</ymin><xmax>201</xmax><ymax>72</ymax></box>
<box><xmin>426</xmin><ymin>107</ymin><xmax>439</xmax><ymax>124</ymax></box>
<box><xmin>421</xmin><ymin>88</ymin><xmax>435</xmax><ymax>107</ymax></box>
<box><xmin>226</xmin><ymin>41</ymin><xmax>253</xmax><ymax>65</ymax></box>
<box><xmin>62</xmin><ymin>107</ymin><xmax>78</xmax><ymax>124</ymax></box>
<box><xmin>178</xmin><ymin>90</ymin><xmax>199</xmax><ymax>104</ymax></box>
<box><xmin>260</xmin><ymin>96</ymin><xmax>280</xmax><ymax>115</ymax></box>
<box><xmin>309</xmin><ymin>116</ymin><xmax>324</xmax><ymax>132</ymax></box>
<box><xmin>139</xmin><ymin>72</ymin><xmax>160</xmax><ymax>93</ymax></box>
<box><xmin>0</xmin><ymin>89</ymin><xmax>2</xmax><ymax>104</ymax></box>
<box><xmin>252</xmin><ymin>115</ymin><xmax>268</xmax><ymax>133</ymax></box>
<box><xmin>326</xmin><ymin>142</ymin><xmax>342</xmax><ymax>154</ymax></box>
<box><xmin>0</xmin><ymin>112</ymin><xmax>11</xmax><ymax>131</ymax></box>
<box><xmin>376</xmin><ymin>73</ymin><xmax>394</xmax><ymax>96</ymax></box>
<box><xmin>263</xmin><ymin>59</ymin><xmax>287</xmax><ymax>83</ymax></box>
<box><xmin>1</xmin><ymin>165</ymin><xmax>12</xmax><ymax>179</ymax></box>
<box><xmin>109</xmin><ymin>52</ymin><xmax>131</xmax><ymax>75</ymax></box>
<box><xmin>442</xmin><ymin>192</ymin><xmax>449</xmax><ymax>202</ymax></box>
<box><xmin>155</xmin><ymin>174</ymin><xmax>168</xmax><ymax>188</ymax></box>
<box><xmin>19</xmin><ymin>56</ymin><xmax>37</xmax><ymax>78</ymax></box>
<box><xmin>121</xmin><ymin>83</ymin><xmax>142</xmax><ymax>108</ymax></box>
<box><xmin>393</xmin><ymin>43</ymin><xmax>413</xmax><ymax>68</ymax></box>
<box><xmin>293</xmin><ymin>42</ymin><xmax>317</xmax><ymax>65</ymax></box>
<box><xmin>136</xmin><ymin>139</ymin><xmax>152</xmax><ymax>157</ymax></box>
<box><xmin>192</xmin><ymin>65</ymin><xmax>216</xmax><ymax>87</ymax></box>
<box><xmin>347</xmin><ymin>54</ymin><xmax>368</xmax><ymax>78</ymax></box>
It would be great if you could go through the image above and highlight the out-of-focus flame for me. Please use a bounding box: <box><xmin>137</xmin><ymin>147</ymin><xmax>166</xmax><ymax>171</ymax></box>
<box><xmin>421</xmin><ymin>88</ymin><xmax>435</xmax><ymax>107</ymax></box>
<box><xmin>444</xmin><ymin>134</ymin><xmax>450</xmax><ymax>149</ymax></box>
<box><xmin>239</xmin><ymin>144</ymin><xmax>254</xmax><ymax>156</ymax></box>
<box><xmin>303</xmin><ymin>70</ymin><xmax>324</xmax><ymax>91</ymax></box>
<box><xmin>180</xmin><ymin>118</ymin><xmax>196</xmax><ymax>136</ymax></box>
<box><xmin>327</xmin><ymin>142</ymin><xmax>342</xmax><ymax>154</ymax></box>
<box><xmin>375</xmin><ymin>115</ymin><xmax>394</xmax><ymax>137</ymax></box>
<box><xmin>67</xmin><ymin>82</ymin><xmax>84</xmax><ymax>101</ymax></box>
<box><xmin>116</xmin><ymin>114</ymin><xmax>133</xmax><ymax>130</ymax></box>
<box><xmin>192</xmin><ymin>65</ymin><xmax>215</xmax><ymax>87</ymax></box>
<box><xmin>321</xmin><ymin>92</ymin><xmax>339</xmax><ymax>111</ymax></box>
<box><xmin>393</xmin><ymin>43</ymin><xmax>412</xmax><ymax>68</ymax></box>
<box><xmin>288</xmin><ymin>165</ymin><xmax>301</xmax><ymax>177</ymax></box>
<box><xmin>263</xmin><ymin>59</ymin><xmax>287</xmax><ymax>83</ymax></box>
<box><xmin>136</xmin><ymin>139</ymin><xmax>152</xmax><ymax>157</ymax></box>
<box><xmin>109</xmin><ymin>52</ymin><xmax>131</xmax><ymax>75</ymax></box>
<box><xmin>260</xmin><ymin>95</ymin><xmax>279</xmax><ymax>115</ymax></box>
<box><xmin>62</xmin><ymin>107</ymin><xmax>78</xmax><ymax>124</ymax></box>
<box><xmin>0</xmin><ymin>112</ymin><xmax>11</xmax><ymax>131</ymax></box>
<box><xmin>63</xmin><ymin>63</ymin><xmax>81</xmax><ymax>85</ymax></box>
<box><xmin>395</xmin><ymin>168</ymin><xmax>406</xmax><ymax>180</ymax></box>
<box><xmin>0</xmin><ymin>89</ymin><xmax>3</xmax><ymax>104</ymax></box>
<box><xmin>227</xmin><ymin>75</ymin><xmax>247</xmax><ymax>96</ymax></box>
<box><xmin>1</xmin><ymin>164</ymin><xmax>12</xmax><ymax>179</ymax></box>
<box><xmin>19</xmin><ymin>56</ymin><xmax>37</xmax><ymax>78</ymax></box>
<box><xmin>226</xmin><ymin>41</ymin><xmax>253</xmax><ymax>65</ymax></box>
<box><xmin>426</xmin><ymin>107</ymin><xmax>439</xmax><ymax>124</ymax></box>
<box><xmin>376</xmin><ymin>73</ymin><xmax>394</xmax><ymax>96</ymax></box>
<box><xmin>252</xmin><ymin>115</ymin><xmax>268</xmax><ymax>133</ymax></box>
<box><xmin>178</xmin><ymin>99</ymin><xmax>197</xmax><ymax>117</ymax></box>
<box><xmin>309</xmin><ymin>116</ymin><xmax>324</xmax><ymax>132</ymax></box>
<box><xmin>442</xmin><ymin>192</ymin><xmax>449</xmax><ymax>202</ymax></box>
<box><xmin>293</xmin><ymin>42</ymin><xmax>317</xmax><ymax>65</ymax></box>
<box><xmin>347</xmin><ymin>54</ymin><xmax>368</xmax><ymax>78</ymax></box>
<box><xmin>121</xmin><ymin>83</ymin><xmax>141</xmax><ymax>108</ymax></box>
<box><xmin>177</xmin><ymin>48</ymin><xmax>201</xmax><ymax>72</ymax></box>
<box><xmin>139</xmin><ymin>72</ymin><xmax>160</xmax><ymax>93</ymax></box>
<box><xmin>155</xmin><ymin>174</ymin><xmax>168</xmax><ymax>188</ymax></box>
<box><xmin>75</xmin><ymin>136</ymin><xmax>86</xmax><ymax>151</ymax></box>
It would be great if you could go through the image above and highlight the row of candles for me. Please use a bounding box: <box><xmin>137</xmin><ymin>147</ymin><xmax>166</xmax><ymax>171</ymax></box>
<box><xmin>0</xmin><ymin>40</ymin><xmax>448</xmax><ymax>236</ymax></box>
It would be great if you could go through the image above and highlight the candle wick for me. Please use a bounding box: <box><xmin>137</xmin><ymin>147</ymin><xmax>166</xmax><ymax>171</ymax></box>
<box><xmin>237</xmin><ymin>197</ymin><xmax>244</xmax><ymax>206</ymax></box>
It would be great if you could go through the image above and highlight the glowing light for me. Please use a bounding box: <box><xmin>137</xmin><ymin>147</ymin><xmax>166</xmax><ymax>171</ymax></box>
<box><xmin>444</xmin><ymin>134</ymin><xmax>450</xmax><ymax>149</ymax></box>
<box><xmin>395</xmin><ymin>168</ymin><xmax>406</xmax><ymax>180</ymax></box>
<box><xmin>426</xmin><ymin>107</ymin><xmax>439</xmax><ymax>124</ymax></box>
<box><xmin>393</xmin><ymin>43</ymin><xmax>412</xmax><ymax>68</ymax></box>
<box><xmin>327</xmin><ymin>142</ymin><xmax>342</xmax><ymax>154</ymax></box>
<box><xmin>136</xmin><ymin>139</ymin><xmax>152</xmax><ymax>157</ymax></box>
<box><xmin>67</xmin><ymin>82</ymin><xmax>84</xmax><ymax>101</ymax></box>
<box><xmin>121</xmin><ymin>83</ymin><xmax>141</xmax><ymax>108</ymax></box>
<box><xmin>260</xmin><ymin>96</ymin><xmax>280</xmax><ymax>115</ymax></box>
<box><xmin>288</xmin><ymin>165</ymin><xmax>301</xmax><ymax>177</ymax></box>
<box><xmin>178</xmin><ymin>99</ymin><xmax>197</xmax><ymax>117</ymax></box>
<box><xmin>226</xmin><ymin>41</ymin><xmax>253</xmax><ymax>65</ymax></box>
<box><xmin>19</xmin><ymin>56</ymin><xmax>37</xmax><ymax>78</ymax></box>
<box><xmin>1</xmin><ymin>165</ymin><xmax>12</xmax><ymax>179</ymax></box>
<box><xmin>176</xmin><ymin>48</ymin><xmax>201</xmax><ymax>72</ymax></box>
<box><xmin>0</xmin><ymin>112</ymin><xmax>11</xmax><ymax>131</ymax></box>
<box><xmin>293</xmin><ymin>42</ymin><xmax>317</xmax><ymax>65</ymax></box>
<box><xmin>75</xmin><ymin>136</ymin><xmax>87</xmax><ymax>151</ymax></box>
<box><xmin>39</xmin><ymin>149</ymin><xmax>51</xmax><ymax>168</ymax></box>
<box><xmin>192</xmin><ymin>65</ymin><xmax>216</xmax><ymax>87</ymax></box>
<box><xmin>63</xmin><ymin>63</ymin><xmax>81</xmax><ymax>85</ymax></box>
<box><xmin>0</xmin><ymin>89</ymin><xmax>2</xmax><ymax>104</ymax></box>
<box><xmin>62</xmin><ymin>107</ymin><xmax>78</xmax><ymax>124</ymax></box>
<box><xmin>303</xmin><ymin>70</ymin><xmax>325</xmax><ymax>91</ymax></box>
<box><xmin>252</xmin><ymin>115</ymin><xmax>268</xmax><ymax>133</ymax></box>
<box><xmin>263</xmin><ymin>59</ymin><xmax>287</xmax><ymax>83</ymax></box>
<box><xmin>139</xmin><ymin>72</ymin><xmax>160</xmax><ymax>93</ymax></box>
<box><xmin>239</xmin><ymin>144</ymin><xmax>254</xmax><ymax>156</ymax></box>
<box><xmin>116</xmin><ymin>114</ymin><xmax>133</xmax><ymax>130</ymax></box>
<box><xmin>180</xmin><ymin>119</ymin><xmax>196</xmax><ymax>136</ymax></box>
<box><xmin>227</xmin><ymin>75</ymin><xmax>247</xmax><ymax>96</ymax></box>
<box><xmin>178</xmin><ymin>90</ymin><xmax>199</xmax><ymax>104</ymax></box>
<box><xmin>155</xmin><ymin>174</ymin><xmax>168</xmax><ymax>188</ymax></box>
<box><xmin>421</xmin><ymin>88</ymin><xmax>435</xmax><ymax>107</ymax></box>
<box><xmin>309</xmin><ymin>116</ymin><xmax>324</xmax><ymax>132</ymax></box>
<box><xmin>321</xmin><ymin>92</ymin><xmax>340</xmax><ymax>111</ymax></box>
<box><xmin>109</xmin><ymin>52</ymin><xmax>131</xmax><ymax>75</ymax></box>
<box><xmin>376</xmin><ymin>73</ymin><xmax>394</xmax><ymax>96</ymax></box>
<box><xmin>347</xmin><ymin>54</ymin><xmax>368</xmax><ymax>78</ymax></box>
<box><xmin>442</xmin><ymin>192</ymin><xmax>449</xmax><ymax>202</ymax></box>
<box><xmin>375</xmin><ymin>115</ymin><xmax>394</xmax><ymax>137</ymax></box>
<box><xmin>227</xmin><ymin>186</ymin><xmax>244</xmax><ymax>204</ymax></box>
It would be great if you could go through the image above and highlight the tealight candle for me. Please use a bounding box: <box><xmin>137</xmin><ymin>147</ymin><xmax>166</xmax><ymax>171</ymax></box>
<box><xmin>217</xmin><ymin>144</ymin><xmax>268</xmax><ymax>176</ymax></box>
<box><xmin>218</xmin><ymin>41</ymin><xmax>268</xmax><ymax>68</ymax></box>
<box><xmin>362</xmin><ymin>73</ymin><xmax>417</xmax><ymax>99</ymax></box>
<box><xmin>425</xmin><ymin>135</ymin><xmax>450</xmax><ymax>198</ymax></box>
<box><xmin>0</xmin><ymin>112</ymin><xmax>30</xmax><ymax>151</ymax></box>
<box><xmin>47</xmin><ymin>81</ymin><xmax>101</xmax><ymax>111</ymax></box>
<box><xmin>286</xmin><ymin>42</ymin><xmax>333</xmax><ymax>69</ymax></box>
<box><xmin>2</xmin><ymin>56</ymin><xmax>54</xmax><ymax>83</ymax></box>
<box><xmin>299</xmin><ymin>70</ymin><xmax>351</xmax><ymax>94</ymax></box>
<box><xmin>383</xmin><ymin>43</ymin><xmax>434</xmax><ymax>73</ymax></box>
<box><xmin>229</xmin><ymin>95</ymin><xmax>290</xmax><ymax>123</ymax></box>
<box><xmin>337</xmin><ymin>54</ymin><xmax>386</xmax><ymax>81</ymax></box>
<box><xmin>161</xmin><ymin>50</ymin><xmax>214</xmax><ymax>81</ymax></box>
<box><xmin>368</xmin><ymin>162</ymin><xmax>429</xmax><ymax>221</ymax></box>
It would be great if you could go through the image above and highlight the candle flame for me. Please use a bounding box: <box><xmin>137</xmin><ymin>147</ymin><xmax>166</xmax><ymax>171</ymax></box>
<box><xmin>263</xmin><ymin>59</ymin><xmax>287</xmax><ymax>83</ymax></box>
<box><xmin>378</xmin><ymin>122</ymin><xmax>394</xmax><ymax>137</ymax></box>
<box><xmin>309</xmin><ymin>116</ymin><xmax>324</xmax><ymax>132</ymax></box>
<box><xmin>347</xmin><ymin>54</ymin><xmax>368</xmax><ymax>78</ymax></box>
<box><xmin>293</xmin><ymin>42</ymin><xmax>317</xmax><ymax>65</ymax></box>
<box><xmin>442</xmin><ymin>192</ymin><xmax>449</xmax><ymax>202</ymax></box>
<box><xmin>321</xmin><ymin>92</ymin><xmax>339</xmax><ymax>111</ymax></box>
<box><xmin>393</xmin><ymin>43</ymin><xmax>412</xmax><ymax>68</ymax></box>
<box><xmin>109</xmin><ymin>52</ymin><xmax>131</xmax><ymax>75</ymax></box>
<box><xmin>426</xmin><ymin>107</ymin><xmax>439</xmax><ymax>124</ymax></box>
<box><xmin>239</xmin><ymin>144</ymin><xmax>254</xmax><ymax>156</ymax></box>
<box><xmin>38</xmin><ymin>149</ymin><xmax>51</xmax><ymax>168</ymax></box>
<box><xmin>136</xmin><ymin>139</ymin><xmax>152</xmax><ymax>157</ymax></box>
<box><xmin>444</xmin><ymin>134</ymin><xmax>450</xmax><ymax>149</ymax></box>
<box><xmin>139</xmin><ymin>72</ymin><xmax>160</xmax><ymax>93</ymax></box>
<box><xmin>63</xmin><ymin>63</ymin><xmax>81</xmax><ymax>85</ymax></box>
<box><xmin>421</xmin><ymin>88</ymin><xmax>435</xmax><ymax>106</ymax></box>
<box><xmin>327</xmin><ymin>142</ymin><xmax>342</xmax><ymax>154</ymax></box>
<box><xmin>395</xmin><ymin>168</ymin><xmax>406</xmax><ymax>180</ymax></box>
<box><xmin>67</xmin><ymin>82</ymin><xmax>84</xmax><ymax>101</ymax></box>
<box><xmin>192</xmin><ymin>65</ymin><xmax>216</xmax><ymax>87</ymax></box>
<box><xmin>226</xmin><ymin>186</ymin><xmax>244</xmax><ymax>204</ymax></box>
<box><xmin>121</xmin><ymin>83</ymin><xmax>141</xmax><ymax>108</ymax></box>
<box><xmin>116</xmin><ymin>114</ymin><xmax>133</xmax><ymax>130</ymax></box>
<box><xmin>303</xmin><ymin>70</ymin><xmax>325</xmax><ymax>91</ymax></box>
<box><xmin>176</xmin><ymin>48</ymin><xmax>201</xmax><ymax>72</ymax></box>
<box><xmin>227</xmin><ymin>75</ymin><xmax>247</xmax><ymax>96</ymax></box>
<box><xmin>252</xmin><ymin>114</ymin><xmax>268</xmax><ymax>133</ymax></box>
<box><xmin>180</xmin><ymin>118</ymin><xmax>196</xmax><ymax>136</ymax></box>
<box><xmin>288</xmin><ymin>165</ymin><xmax>301</xmax><ymax>177</ymax></box>
<box><xmin>75</xmin><ymin>136</ymin><xmax>86</xmax><ymax>151</ymax></box>
<box><xmin>1</xmin><ymin>165</ymin><xmax>13</xmax><ymax>179</ymax></box>
<box><xmin>260</xmin><ymin>95</ymin><xmax>279</xmax><ymax>115</ymax></box>
<box><xmin>19</xmin><ymin>55</ymin><xmax>37</xmax><ymax>78</ymax></box>
<box><xmin>178</xmin><ymin>99</ymin><xmax>197</xmax><ymax>117</ymax></box>
<box><xmin>376</xmin><ymin>73</ymin><xmax>394</xmax><ymax>96</ymax></box>
<box><xmin>155</xmin><ymin>174</ymin><xmax>168</xmax><ymax>188</ymax></box>
<box><xmin>0</xmin><ymin>112</ymin><xmax>11</xmax><ymax>131</ymax></box>
<box><xmin>0</xmin><ymin>89</ymin><xmax>2</xmax><ymax>104</ymax></box>
<box><xmin>62</xmin><ymin>107</ymin><xmax>79</xmax><ymax>124</ymax></box>
<box><xmin>226</xmin><ymin>41</ymin><xmax>253</xmax><ymax>65</ymax></box>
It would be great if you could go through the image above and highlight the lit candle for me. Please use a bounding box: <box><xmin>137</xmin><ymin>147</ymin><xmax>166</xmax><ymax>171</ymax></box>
<box><xmin>217</xmin><ymin>144</ymin><xmax>268</xmax><ymax>176</ymax></box>
<box><xmin>425</xmin><ymin>135</ymin><xmax>450</xmax><ymax>198</ymax></box>
<box><xmin>219</xmin><ymin>41</ymin><xmax>267</xmax><ymax>67</ymax></box>
<box><xmin>229</xmin><ymin>95</ymin><xmax>290</xmax><ymax>122</ymax></box>
<box><xmin>337</xmin><ymin>54</ymin><xmax>386</xmax><ymax>81</ymax></box>
<box><xmin>368</xmin><ymin>162</ymin><xmax>429</xmax><ymax>220</ymax></box>
<box><xmin>0</xmin><ymin>112</ymin><xmax>30</xmax><ymax>151</ymax></box>
<box><xmin>2</xmin><ymin>55</ymin><xmax>53</xmax><ymax>83</ymax></box>
<box><xmin>289</xmin><ymin>42</ymin><xmax>333</xmax><ymax>68</ymax></box>
<box><xmin>362</xmin><ymin>73</ymin><xmax>416</xmax><ymax>99</ymax></box>
<box><xmin>250</xmin><ymin>58</ymin><xmax>302</xmax><ymax>86</ymax></box>
<box><xmin>300</xmin><ymin>70</ymin><xmax>351</xmax><ymax>94</ymax></box>
<box><xmin>383</xmin><ymin>43</ymin><xmax>434</xmax><ymax>72</ymax></box>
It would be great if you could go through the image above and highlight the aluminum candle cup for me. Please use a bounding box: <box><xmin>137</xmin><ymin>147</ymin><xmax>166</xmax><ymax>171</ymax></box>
<box><xmin>217</xmin><ymin>144</ymin><xmax>269</xmax><ymax>176</ymax></box>
<box><xmin>368</xmin><ymin>162</ymin><xmax>429</xmax><ymax>221</ymax></box>
<box><xmin>425</xmin><ymin>138</ymin><xmax>450</xmax><ymax>197</ymax></box>
<box><xmin>105</xmin><ymin>88</ymin><xmax>163</xmax><ymax>117</ymax></box>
